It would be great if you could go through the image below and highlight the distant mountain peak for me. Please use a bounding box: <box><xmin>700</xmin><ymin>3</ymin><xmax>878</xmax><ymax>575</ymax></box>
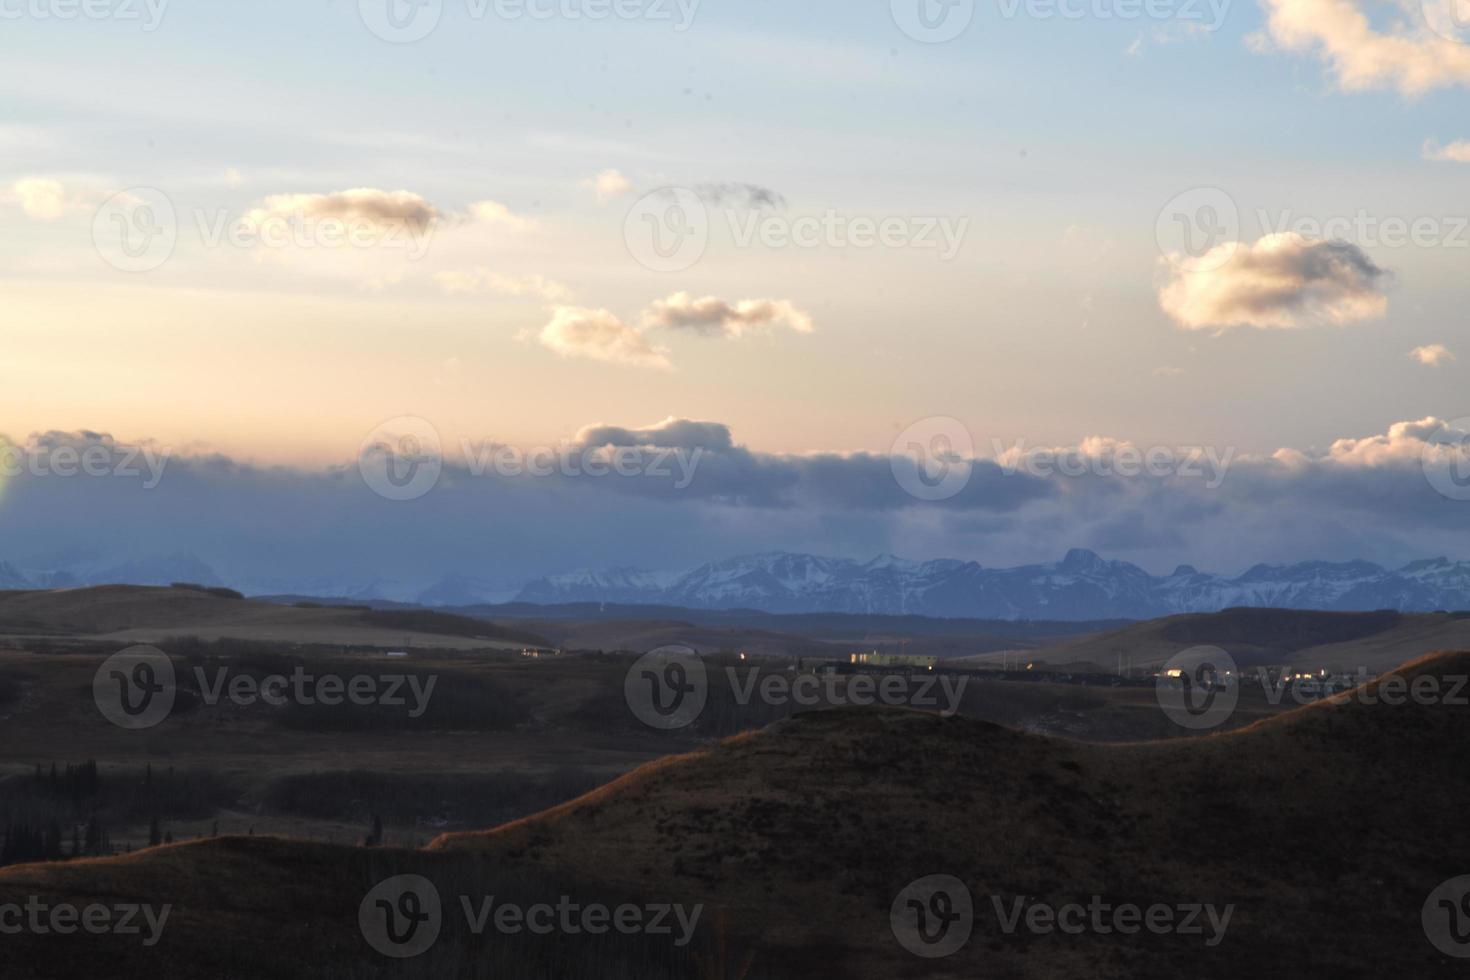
<box><xmin>507</xmin><ymin>550</ymin><xmax>1470</xmax><ymax>620</ymax></box>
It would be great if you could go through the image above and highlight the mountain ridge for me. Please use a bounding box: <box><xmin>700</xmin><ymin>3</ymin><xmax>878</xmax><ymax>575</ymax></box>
<box><xmin>511</xmin><ymin>549</ymin><xmax>1470</xmax><ymax>620</ymax></box>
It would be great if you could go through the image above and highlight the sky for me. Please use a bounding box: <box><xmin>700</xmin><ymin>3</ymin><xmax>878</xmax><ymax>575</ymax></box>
<box><xmin>4</xmin><ymin>0</ymin><xmax>1470</xmax><ymax>590</ymax></box>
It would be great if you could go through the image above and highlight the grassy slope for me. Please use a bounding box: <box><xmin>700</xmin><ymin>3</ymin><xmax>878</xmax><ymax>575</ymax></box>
<box><xmin>1</xmin><ymin>653</ymin><xmax>1467</xmax><ymax>979</ymax></box>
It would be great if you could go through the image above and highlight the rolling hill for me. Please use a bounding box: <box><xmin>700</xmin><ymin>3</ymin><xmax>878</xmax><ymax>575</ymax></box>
<box><xmin>986</xmin><ymin>606</ymin><xmax>1470</xmax><ymax>674</ymax></box>
<box><xmin>0</xmin><ymin>585</ymin><xmax>547</xmax><ymax>651</ymax></box>
<box><xmin>1</xmin><ymin>651</ymin><xmax>1466</xmax><ymax>978</ymax></box>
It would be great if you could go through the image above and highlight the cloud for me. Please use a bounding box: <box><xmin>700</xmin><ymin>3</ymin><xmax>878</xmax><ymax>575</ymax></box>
<box><xmin>1252</xmin><ymin>0</ymin><xmax>1470</xmax><ymax>96</ymax></box>
<box><xmin>1153</xmin><ymin>366</ymin><xmax>1186</xmax><ymax>377</ymax></box>
<box><xmin>583</xmin><ymin>169</ymin><xmax>635</xmax><ymax>203</ymax></box>
<box><xmin>8</xmin><ymin>418</ymin><xmax>1470</xmax><ymax>596</ymax></box>
<box><xmin>643</xmin><ymin>292</ymin><xmax>815</xmax><ymax>338</ymax></box>
<box><xmin>1125</xmin><ymin>22</ymin><xmax>1212</xmax><ymax>56</ymax></box>
<box><xmin>4</xmin><ymin>178</ymin><xmax>87</xmax><ymax>220</ymax></box>
<box><xmin>243</xmin><ymin>188</ymin><xmax>439</xmax><ymax>231</ymax></box>
<box><xmin>1158</xmin><ymin>233</ymin><xmax>1390</xmax><ymax>331</ymax></box>
<box><xmin>1423</xmin><ymin>138</ymin><xmax>1470</xmax><ymax>162</ymax></box>
<box><xmin>535</xmin><ymin>306</ymin><xmax>672</xmax><ymax>370</ymax></box>
<box><xmin>1409</xmin><ymin>344</ymin><xmax>1456</xmax><ymax>367</ymax></box>
<box><xmin>574</xmin><ymin>417</ymin><xmax>736</xmax><ymax>453</ymax></box>
<box><xmin>466</xmin><ymin>199</ymin><xmax>535</xmax><ymax>231</ymax></box>
<box><xmin>434</xmin><ymin>269</ymin><xmax>572</xmax><ymax>301</ymax></box>
<box><xmin>694</xmin><ymin>183</ymin><xmax>786</xmax><ymax>210</ymax></box>
<box><xmin>531</xmin><ymin>294</ymin><xmax>813</xmax><ymax>369</ymax></box>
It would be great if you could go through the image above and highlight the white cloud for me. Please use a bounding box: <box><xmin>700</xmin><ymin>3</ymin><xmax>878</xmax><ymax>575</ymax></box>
<box><xmin>434</xmin><ymin>269</ymin><xmax>572</xmax><ymax>301</ymax></box>
<box><xmin>466</xmin><ymin>199</ymin><xmax>536</xmax><ymax>231</ymax></box>
<box><xmin>643</xmin><ymin>292</ymin><xmax>816</xmax><ymax>338</ymax></box>
<box><xmin>583</xmin><ymin>169</ymin><xmax>635</xmax><ymax>203</ymax></box>
<box><xmin>1158</xmin><ymin>232</ymin><xmax>1390</xmax><ymax>331</ymax></box>
<box><xmin>1153</xmin><ymin>366</ymin><xmax>1186</xmax><ymax>377</ymax></box>
<box><xmin>223</xmin><ymin>168</ymin><xmax>244</xmax><ymax>188</ymax></box>
<box><xmin>1423</xmin><ymin>138</ymin><xmax>1470</xmax><ymax>162</ymax></box>
<box><xmin>535</xmin><ymin>306</ymin><xmax>672</xmax><ymax>370</ymax></box>
<box><xmin>1253</xmin><ymin>0</ymin><xmax>1470</xmax><ymax>96</ymax></box>
<box><xmin>4</xmin><ymin>178</ymin><xmax>87</xmax><ymax>220</ymax></box>
<box><xmin>1409</xmin><ymin>343</ymin><xmax>1456</xmax><ymax>367</ymax></box>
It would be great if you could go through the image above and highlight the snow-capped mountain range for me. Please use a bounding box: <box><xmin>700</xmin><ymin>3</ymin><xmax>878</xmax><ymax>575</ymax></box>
<box><xmin>6</xmin><ymin>549</ymin><xmax>1470</xmax><ymax>620</ymax></box>
<box><xmin>510</xmin><ymin>550</ymin><xmax>1470</xmax><ymax>620</ymax></box>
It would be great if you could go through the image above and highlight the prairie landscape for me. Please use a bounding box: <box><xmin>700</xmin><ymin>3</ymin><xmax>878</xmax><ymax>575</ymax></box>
<box><xmin>9</xmin><ymin>0</ymin><xmax>1470</xmax><ymax>976</ymax></box>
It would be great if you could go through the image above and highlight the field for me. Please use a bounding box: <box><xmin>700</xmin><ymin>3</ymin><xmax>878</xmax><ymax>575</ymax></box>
<box><xmin>0</xmin><ymin>587</ymin><xmax>1466</xmax><ymax>978</ymax></box>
